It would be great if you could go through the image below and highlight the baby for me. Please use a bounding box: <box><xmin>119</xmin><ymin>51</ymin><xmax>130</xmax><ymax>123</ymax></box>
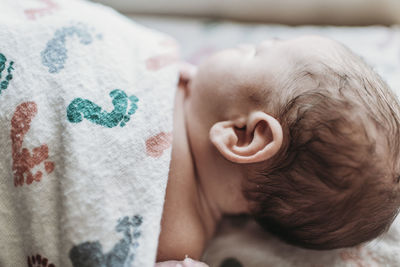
<box><xmin>0</xmin><ymin>2</ymin><xmax>398</xmax><ymax>265</ymax></box>
<box><xmin>157</xmin><ymin>35</ymin><xmax>400</xmax><ymax>265</ymax></box>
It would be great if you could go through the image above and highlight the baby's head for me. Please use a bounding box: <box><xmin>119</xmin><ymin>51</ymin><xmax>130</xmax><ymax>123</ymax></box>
<box><xmin>182</xmin><ymin>35</ymin><xmax>400</xmax><ymax>250</ymax></box>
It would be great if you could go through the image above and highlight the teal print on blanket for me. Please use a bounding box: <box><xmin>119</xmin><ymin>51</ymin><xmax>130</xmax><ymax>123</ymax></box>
<box><xmin>69</xmin><ymin>215</ymin><xmax>143</xmax><ymax>267</ymax></box>
<box><xmin>41</xmin><ymin>23</ymin><xmax>100</xmax><ymax>73</ymax></box>
<box><xmin>67</xmin><ymin>89</ymin><xmax>139</xmax><ymax>128</ymax></box>
<box><xmin>0</xmin><ymin>53</ymin><xmax>14</xmax><ymax>93</ymax></box>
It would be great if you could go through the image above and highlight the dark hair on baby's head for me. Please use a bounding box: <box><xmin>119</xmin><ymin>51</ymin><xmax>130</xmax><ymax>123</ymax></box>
<box><xmin>243</xmin><ymin>42</ymin><xmax>400</xmax><ymax>250</ymax></box>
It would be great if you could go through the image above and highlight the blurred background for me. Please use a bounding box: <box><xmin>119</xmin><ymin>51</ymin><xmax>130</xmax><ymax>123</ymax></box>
<box><xmin>92</xmin><ymin>0</ymin><xmax>400</xmax><ymax>25</ymax></box>
<box><xmin>89</xmin><ymin>0</ymin><xmax>400</xmax><ymax>95</ymax></box>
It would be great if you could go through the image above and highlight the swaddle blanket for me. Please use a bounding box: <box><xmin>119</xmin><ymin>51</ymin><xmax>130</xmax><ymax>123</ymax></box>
<box><xmin>0</xmin><ymin>0</ymin><xmax>179</xmax><ymax>266</ymax></box>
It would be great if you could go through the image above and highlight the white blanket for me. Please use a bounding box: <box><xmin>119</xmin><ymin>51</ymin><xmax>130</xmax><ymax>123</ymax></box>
<box><xmin>0</xmin><ymin>1</ymin><xmax>179</xmax><ymax>266</ymax></box>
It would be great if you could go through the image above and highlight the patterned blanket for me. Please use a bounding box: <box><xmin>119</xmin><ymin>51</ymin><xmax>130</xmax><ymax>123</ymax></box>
<box><xmin>0</xmin><ymin>1</ymin><xmax>179</xmax><ymax>266</ymax></box>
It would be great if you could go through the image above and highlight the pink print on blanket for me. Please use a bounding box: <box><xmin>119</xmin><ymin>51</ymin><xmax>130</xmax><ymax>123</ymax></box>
<box><xmin>146</xmin><ymin>53</ymin><xmax>179</xmax><ymax>71</ymax></box>
<box><xmin>146</xmin><ymin>132</ymin><xmax>173</xmax><ymax>158</ymax></box>
<box><xmin>340</xmin><ymin>246</ymin><xmax>381</xmax><ymax>266</ymax></box>
<box><xmin>11</xmin><ymin>102</ymin><xmax>55</xmax><ymax>187</ymax></box>
<box><xmin>146</xmin><ymin>38</ymin><xmax>180</xmax><ymax>71</ymax></box>
<box><xmin>24</xmin><ymin>0</ymin><xmax>59</xmax><ymax>21</ymax></box>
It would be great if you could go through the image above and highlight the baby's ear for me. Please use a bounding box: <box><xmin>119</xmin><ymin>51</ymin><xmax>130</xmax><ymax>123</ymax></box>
<box><xmin>178</xmin><ymin>62</ymin><xmax>197</xmax><ymax>90</ymax></box>
<box><xmin>209</xmin><ymin>111</ymin><xmax>283</xmax><ymax>164</ymax></box>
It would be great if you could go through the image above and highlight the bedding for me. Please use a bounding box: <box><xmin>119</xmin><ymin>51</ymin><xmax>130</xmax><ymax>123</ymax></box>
<box><xmin>129</xmin><ymin>15</ymin><xmax>400</xmax><ymax>267</ymax></box>
<box><xmin>0</xmin><ymin>1</ymin><xmax>178</xmax><ymax>266</ymax></box>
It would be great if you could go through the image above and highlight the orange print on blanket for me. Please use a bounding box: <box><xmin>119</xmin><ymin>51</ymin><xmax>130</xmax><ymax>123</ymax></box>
<box><xmin>24</xmin><ymin>0</ymin><xmax>59</xmax><ymax>21</ymax></box>
<box><xmin>11</xmin><ymin>102</ymin><xmax>55</xmax><ymax>187</ymax></box>
<box><xmin>146</xmin><ymin>132</ymin><xmax>173</xmax><ymax>158</ymax></box>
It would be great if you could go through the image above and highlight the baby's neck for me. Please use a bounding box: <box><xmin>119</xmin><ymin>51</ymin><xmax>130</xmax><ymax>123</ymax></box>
<box><xmin>156</xmin><ymin>87</ymin><xmax>221</xmax><ymax>261</ymax></box>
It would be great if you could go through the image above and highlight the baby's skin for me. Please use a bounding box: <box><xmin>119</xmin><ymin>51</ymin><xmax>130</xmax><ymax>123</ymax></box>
<box><xmin>156</xmin><ymin>36</ymin><xmax>353</xmax><ymax>263</ymax></box>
